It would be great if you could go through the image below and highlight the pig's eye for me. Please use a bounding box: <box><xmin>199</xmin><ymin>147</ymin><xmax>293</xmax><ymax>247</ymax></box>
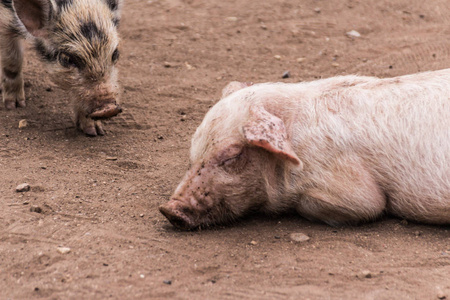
<box><xmin>219</xmin><ymin>150</ymin><xmax>247</xmax><ymax>173</ymax></box>
<box><xmin>59</xmin><ymin>52</ymin><xmax>83</xmax><ymax>69</ymax></box>
<box><xmin>221</xmin><ymin>153</ymin><xmax>242</xmax><ymax>166</ymax></box>
<box><xmin>112</xmin><ymin>48</ymin><xmax>120</xmax><ymax>63</ymax></box>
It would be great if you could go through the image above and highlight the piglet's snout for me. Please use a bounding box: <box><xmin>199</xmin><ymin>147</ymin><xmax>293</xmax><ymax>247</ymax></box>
<box><xmin>159</xmin><ymin>200</ymin><xmax>197</xmax><ymax>231</ymax></box>
<box><xmin>89</xmin><ymin>102</ymin><xmax>122</xmax><ymax>120</ymax></box>
<box><xmin>85</xmin><ymin>85</ymin><xmax>122</xmax><ymax>120</ymax></box>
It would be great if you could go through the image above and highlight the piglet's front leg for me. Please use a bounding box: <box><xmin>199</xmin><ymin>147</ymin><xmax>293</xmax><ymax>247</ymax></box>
<box><xmin>76</xmin><ymin>114</ymin><xmax>106</xmax><ymax>136</ymax></box>
<box><xmin>296</xmin><ymin>155</ymin><xmax>386</xmax><ymax>225</ymax></box>
<box><xmin>1</xmin><ymin>33</ymin><xmax>25</xmax><ymax>110</ymax></box>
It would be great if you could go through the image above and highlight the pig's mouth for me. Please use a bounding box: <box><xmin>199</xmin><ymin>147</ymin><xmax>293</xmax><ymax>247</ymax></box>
<box><xmin>159</xmin><ymin>199</ymin><xmax>239</xmax><ymax>231</ymax></box>
<box><xmin>89</xmin><ymin>103</ymin><xmax>123</xmax><ymax>120</ymax></box>
<box><xmin>159</xmin><ymin>204</ymin><xmax>199</xmax><ymax>231</ymax></box>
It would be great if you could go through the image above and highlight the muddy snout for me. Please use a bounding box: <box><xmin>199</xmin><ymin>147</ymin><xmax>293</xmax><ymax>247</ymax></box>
<box><xmin>89</xmin><ymin>102</ymin><xmax>123</xmax><ymax>120</ymax></box>
<box><xmin>159</xmin><ymin>201</ymin><xmax>198</xmax><ymax>231</ymax></box>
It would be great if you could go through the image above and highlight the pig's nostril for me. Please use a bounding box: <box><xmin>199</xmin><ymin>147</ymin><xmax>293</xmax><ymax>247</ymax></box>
<box><xmin>159</xmin><ymin>205</ymin><xmax>195</xmax><ymax>231</ymax></box>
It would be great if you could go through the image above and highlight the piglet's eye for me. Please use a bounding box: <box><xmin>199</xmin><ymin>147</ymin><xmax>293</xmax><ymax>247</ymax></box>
<box><xmin>58</xmin><ymin>52</ymin><xmax>83</xmax><ymax>69</ymax></box>
<box><xmin>112</xmin><ymin>48</ymin><xmax>120</xmax><ymax>63</ymax></box>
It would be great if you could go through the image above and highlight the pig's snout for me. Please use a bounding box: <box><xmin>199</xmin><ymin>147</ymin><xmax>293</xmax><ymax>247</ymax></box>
<box><xmin>89</xmin><ymin>102</ymin><xmax>122</xmax><ymax>120</ymax></box>
<box><xmin>159</xmin><ymin>201</ymin><xmax>198</xmax><ymax>231</ymax></box>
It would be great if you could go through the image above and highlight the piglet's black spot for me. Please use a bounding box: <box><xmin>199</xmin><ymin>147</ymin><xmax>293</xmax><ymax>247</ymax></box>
<box><xmin>1</xmin><ymin>0</ymin><xmax>13</xmax><ymax>10</ymax></box>
<box><xmin>34</xmin><ymin>40</ymin><xmax>57</xmax><ymax>62</ymax></box>
<box><xmin>3</xmin><ymin>68</ymin><xmax>19</xmax><ymax>79</ymax></box>
<box><xmin>6</xmin><ymin>22</ymin><xmax>22</xmax><ymax>37</ymax></box>
<box><xmin>106</xmin><ymin>0</ymin><xmax>119</xmax><ymax>11</ymax></box>
<box><xmin>112</xmin><ymin>17</ymin><xmax>120</xmax><ymax>27</ymax></box>
<box><xmin>80</xmin><ymin>21</ymin><xmax>107</xmax><ymax>44</ymax></box>
<box><xmin>55</xmin><ymin>0</ymin><xmax>73</xmax><ymax>10</ymax></box>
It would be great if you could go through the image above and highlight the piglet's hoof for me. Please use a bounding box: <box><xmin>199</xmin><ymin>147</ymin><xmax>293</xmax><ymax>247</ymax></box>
<box><xmin>89</xmin><ymin>103</ymin><xmax>122</xmax><ymax>120</ymax></box>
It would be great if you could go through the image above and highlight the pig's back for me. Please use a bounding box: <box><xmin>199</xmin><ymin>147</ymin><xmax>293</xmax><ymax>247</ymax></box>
<box><xmin>345</xmin><ymin>69</ymin><xmax>450</xmax><ymax>223</ymax></box>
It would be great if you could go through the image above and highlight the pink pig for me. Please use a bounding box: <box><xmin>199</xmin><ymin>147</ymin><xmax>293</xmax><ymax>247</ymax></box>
<box><xmin>159</xmin><ymin>70</ymin><xmax>450</xmax><ymax>230</ymax></box>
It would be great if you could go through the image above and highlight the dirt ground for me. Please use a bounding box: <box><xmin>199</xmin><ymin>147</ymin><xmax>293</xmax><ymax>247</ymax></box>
<box><xmin>1</xmin><ymin>0</ymin><xmax>449</xmax><ymax>299</ymax></box>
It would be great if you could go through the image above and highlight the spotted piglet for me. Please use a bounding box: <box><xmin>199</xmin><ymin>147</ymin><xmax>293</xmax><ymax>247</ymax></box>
<box><xmin>0</xmin><ymin>0</ymin><xmax>123</xmax><ymax>136</ymax></box>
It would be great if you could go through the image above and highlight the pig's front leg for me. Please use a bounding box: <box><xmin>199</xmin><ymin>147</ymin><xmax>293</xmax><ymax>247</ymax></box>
<box><xmin>0</xmin><ymin>32</ymin><xmax>25</xmax><ymax>109</ymax></box>
<box><xmin>296</xmin><ymin>156</ymin><xmax>386</xmax><ymax>226</ymax></box>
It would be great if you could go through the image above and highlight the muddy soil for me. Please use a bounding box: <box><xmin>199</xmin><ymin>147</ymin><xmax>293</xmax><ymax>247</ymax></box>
<box><xmin>0</xmin><ymin>0</ymin><xmax>449</xmax><ymax>299</ymax></box>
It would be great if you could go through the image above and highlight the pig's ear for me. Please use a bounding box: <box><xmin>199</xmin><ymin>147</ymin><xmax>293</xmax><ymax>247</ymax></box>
<box><xmin>221</xmin><ymin>81</ymin><xmax>253</xmax><ymax>98</ymax></box>
<box><xmin>242</xmin><ymin>105</ymin><xmax>303</xmax><ymax>167</ymax></box>
<box><xmin>13</xmin><ymin>0</ymin><xmax>52</xmax><ymax>37</ymax></box>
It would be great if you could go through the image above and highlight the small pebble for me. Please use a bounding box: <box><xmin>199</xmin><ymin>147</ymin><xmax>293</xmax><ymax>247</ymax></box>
<box><xmin>163</xmin><ymin>280</ymin><xmax>172</xmax><ymax>285</ymax></box>
<box><xmin>438</xmin><ymin>293</ymin><xmax>447</xmax><ymax>299</ymax></box>
<box><xmin>289</xmin><ymin>233</ymin><xmax>310</xmax><ymax>243</ymax></box>
<box><xmin>18</xmin><ymin>119</ymin><xmax>28</xmax><ymax>129</ymax></box>
<box><xmin>163</xmin><ymin>62</ymin><xmax>176</xmax><ymax>68</ymax></box>
<box><xmin>437</xmin><ymin>287</ymin><xmax>446</xmax><ymax>299</ymax></box>
<box><xmin>296</xmin><ymin>57</ymin><xmax>306</xmax><ymax>63</ymax></box>
<box><xmin>140</xmin><ymin>214</ymin><xmax>145</xmax><ymax>217</ymax></box>
<box><xmin>106</xmin><ymin>156</ymin><xmax>118</xmax><ymax>161</ymax></box>
<box><xmin>282</xmin><ymin>71</ymin><xmax>290</xmax><ymax>79</ymax></box>
<box><xmin>30</xmin><ymin>206</ymin><xmax>42</xmax><ymax>213</ymax></box>
<box><xmin>56</xmin><ymin>247</ymin><xmax>71</xmax><ymax>254</ymax></box>
<box><xmin>346</xmin><ymin>30</ymin><xmax>361</xmax><ymax>38</ymax></box>
<box><xmin>250</xmin><ymin>240</ymin><xmax>258</xmax><ymax>245</ymax></box>
<box><xmin>362</xmin><ymin>270</ymin><xmax>372</xmax><ymax>278</ymax></box>
<box><xmin>274</xmin><ymin>55</ymin><xmax>281</xmax><ymax>60</ymax></box>
<box><xmin>16</xmin><ymin>183</ymin><xmax>30</xmax><ymax>192</ymax></box>
<box><xmin>260</xmin><ymin>24</ymin><xmax>267</xmax><ymax>30</ymax></box>
<box><xmin>274</xmin><ymin>236</ymin><xmax>281</xmax><ymax>239</ymax></box>
<box><xmin>314</xmin><ymin>7</ymin><xmax>321</xmax><ymax>13</ymax></box>
<box><xmin>45</xmin><ymin>87</ymin><xmax>53</xmax><ymax>92</ymax></box>
<box><xmin>225</xmin><ymin>17</ymin><xmax>238</xmax><ymax>22</ymax></box>
<box><xmin>140</xmin><ymin>274</ymin><xmax>145</xmax><ymax>278</ymax></box>
<box><xmin>331</xmin><ymin>62</ymin><xmax>340</xmax><ymax>67</ymax></box>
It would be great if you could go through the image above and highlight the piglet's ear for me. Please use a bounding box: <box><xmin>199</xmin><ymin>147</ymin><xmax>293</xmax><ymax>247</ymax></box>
<box><xmin>14</xmin><ymin>0</ymin><xmax>51</xmax><ymax>37</ymax></box>
<box><xmin>221</xmin><ymin>81</ymin><xmax>253</xmax><ymax>98</ymax></box>
<box><xmin>242</xmin><ymin>105</ymin><xmax>303</xmax><ymax>167</ymax></box>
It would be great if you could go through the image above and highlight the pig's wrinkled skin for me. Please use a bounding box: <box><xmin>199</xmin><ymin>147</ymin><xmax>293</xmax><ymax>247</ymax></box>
<box><xmin>160</xmin><ymin>70</ymin><xmax>450</xmax><ymax>230</ymax></box>
<box><xmin>0</xmin><ymin>0</ymin><xmax>123</xmax><ymax>136</ymax></box>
